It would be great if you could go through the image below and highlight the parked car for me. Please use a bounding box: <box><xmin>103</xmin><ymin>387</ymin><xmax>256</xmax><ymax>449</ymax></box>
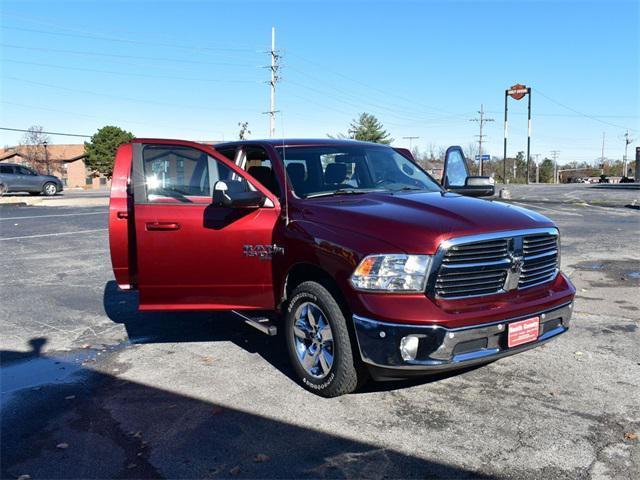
<box><xmin>108</xmin><ymin>139</ymin><xmax>575</xmax><ymax>397</ymax></box>
<box><xmin>0</xmin><ymin>163</ymin><xmax>64</xmax><ymax>196</ymax></box>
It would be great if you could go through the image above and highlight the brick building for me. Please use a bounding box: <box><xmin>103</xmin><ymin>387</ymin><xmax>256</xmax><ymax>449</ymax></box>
<box><xmin>0</xmin><ymin>144</ymin><xmax>110</xmax><ymax>189</ymax></box>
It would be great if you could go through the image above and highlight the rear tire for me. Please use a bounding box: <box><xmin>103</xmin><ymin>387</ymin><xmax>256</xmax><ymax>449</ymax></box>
<box><xmin>285</xmin><ymin>281</ymin><xmax>359</xmax><ymax>397</ymax></box>
<box><xmin>42</xmin><ymin>182</ymin><xmax>58</xmax><ymax>196</ymax></box>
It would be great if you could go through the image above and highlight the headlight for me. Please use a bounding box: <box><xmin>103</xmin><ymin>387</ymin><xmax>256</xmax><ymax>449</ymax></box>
<box><xmin>350</xmin><ymin>254</ymin><xmax>432</xmax><ymax>292</ymax></box>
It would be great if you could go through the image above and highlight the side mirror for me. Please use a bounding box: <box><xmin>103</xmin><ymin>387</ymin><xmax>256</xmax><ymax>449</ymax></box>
<box><xmin>452</xmin><ymin>176</ymin><xmax>495</xmax><ymax>197</ymax></box>
<box><xmin>212</xmin><ymin>180</ymin><xmax>265</xmax><ymax>208</ymax></box>
<box><xmin>442</xmin><ymin>146</ymin><xmax>494</xmax><ymax>197</ymax></box>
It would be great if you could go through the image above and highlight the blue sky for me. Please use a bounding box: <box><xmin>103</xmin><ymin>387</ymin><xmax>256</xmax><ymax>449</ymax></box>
<box><xmin>1</xmin><ymin>0</ymin><xmax>638</xmax><ymax>164</ymax></box>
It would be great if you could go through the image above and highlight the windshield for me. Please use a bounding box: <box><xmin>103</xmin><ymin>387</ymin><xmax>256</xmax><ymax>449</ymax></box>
<box><xmin>275</xmin><ymin>145</ymin><xmax>442</xmax><ymax>198</ymax></box>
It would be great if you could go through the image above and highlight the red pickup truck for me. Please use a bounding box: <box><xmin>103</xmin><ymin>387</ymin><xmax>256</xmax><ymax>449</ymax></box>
<box><xmin>109</xmin><ymin>138</ymin><xmax>575</xmax><ymax>397</ymax></box>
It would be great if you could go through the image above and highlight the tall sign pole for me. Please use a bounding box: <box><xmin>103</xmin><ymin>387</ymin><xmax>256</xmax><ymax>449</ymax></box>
<box><xmin>526</xmin><ymin>87</ymin><xmax>532</xmax><ymax>184</ymax></box>
<box><xmin>503</xmin><ymin>90</ymin><xmax>508</xmax><ymax>183</ymax></box>
<box><xmin>504</xmin><ymin>84</ymin><xmax>531</xmax><ymax>183</ymax></box>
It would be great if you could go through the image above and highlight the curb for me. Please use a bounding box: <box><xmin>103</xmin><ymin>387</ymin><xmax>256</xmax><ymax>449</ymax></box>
<box><xmin>498</xmin><ymin>198</ymin><xmax>633</xmax><ymax>209</ymax></box>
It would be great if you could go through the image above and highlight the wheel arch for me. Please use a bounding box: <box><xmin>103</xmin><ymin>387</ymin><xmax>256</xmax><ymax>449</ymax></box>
<box><xmin>281</xmin><ymin>262</ymin><xmax>350</xmax><ymax>315</ymax></box>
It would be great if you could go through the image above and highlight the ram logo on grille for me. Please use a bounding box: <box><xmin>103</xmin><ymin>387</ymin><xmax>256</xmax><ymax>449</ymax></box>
<box><xmin>504</xmin><ymin>252</ymin><xmax>524</xmax><ymax>291</ymax></box>
<box><xmin>429</xmin><ymin>229</ymin><xmax>559</xmax><ymax>299</ymax></box>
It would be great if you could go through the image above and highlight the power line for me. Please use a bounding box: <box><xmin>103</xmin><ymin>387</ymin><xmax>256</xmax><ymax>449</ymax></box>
<box><xmin>0</xmin><ymin>43</ymin><xmax>259</xmax><ymax>68</ymax></box>
<box><xmin>1</xmin><ymin>101</ymin><xmax>221</xmax><ymax>136</ymax></box>
<box><xmin>3</xmin><ymin>58</ymin><xmax>259</xmax><ymax>84</ymax></box>
<box><xmin>0</xmin><ymin>127</ymin><xmax>90</xmax><ymax>138</ymax></box>
<box><xmin>469</xmin><ymin>104</ymin><xmax>494</xmax><ymax>175</ymax></box>
<box><xmin>2</xmin><ymin>76</ymin><xmax>257</xmax><ymax>113</ymax></box>
<box><xmin>1</xmin><ymin>13</ymin><xmax>260</xmax><ymax>51</ymax></box>
<box><xmin>535</xmin><ymin>88</ymin><xmax>638</xmax><ymax>132</ymax></box>
<box><xmin>0</xmin><ymin>24</ymin><xmax>257</xmax><ymax>53</ymax></box>
<box><xmin>402</xmin><ymin>137</ymin><xmax>420</xmax><ymax>150</ymax></box>
<box><xmin>285</xmin><ymin>65</ymin><xmax>472</xmax><ymax>124</ymax></box>
<box><xmin>287</xmin><ymin>51</ymin><xmax>464</xmax><ymax>117</ymax></box>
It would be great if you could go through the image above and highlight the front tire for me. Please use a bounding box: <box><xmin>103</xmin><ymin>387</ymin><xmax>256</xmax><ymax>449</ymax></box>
<box><xmin>42</xmin><ymin>182</ymin><xmax>58</xmax><ymax>196</ymax></box>
<box><xmin>285</xmin><ymin>281</ymin><xmax>359</xmax><ymax>397</ymax></box>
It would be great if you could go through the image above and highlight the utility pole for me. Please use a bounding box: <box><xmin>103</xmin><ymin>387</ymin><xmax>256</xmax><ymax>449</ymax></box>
<box><xmin>470</xmin><ymin>104</ymin><xmax>494</xmax><ymax>176</ymax></box>
<box><xmin>402</xmin><ymin>136</ymin><xmax>419</xmax><ymax>151</ymax></box>
<box><xmin>600</xmin><ymin>132</ymin><xmax>606</xmax><ymax>174</ymax></box>
<box><xmin>623</xmin><ymin>130</ymin><xmax>633</xmax><ymax>177</ymax></box>
<box><xmin>263</xmin><ymin>27</ymin><xmax>280</xmax><ymax>138</ymax></box>
<box><xmin>550</xmin><ymin>150</ymin><xmax>560</xmax><ymax>184</ymax></box>
<box><xmin>533</xmin><ymin>154</ymin><xmax>541</xmax><ymax>183</ymax></box>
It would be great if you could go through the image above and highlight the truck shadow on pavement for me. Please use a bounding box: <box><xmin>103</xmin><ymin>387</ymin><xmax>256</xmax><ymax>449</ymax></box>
<box><xmin>102</xmin><ymin>280</ymin><xmax>298</xmax><ymax>384</ymax></box>
<box><xmin>102</xmin><ymin>281</ymin><xmax>476</xmax><ymax>394</ymax></box>
<box><xmin>1</xmin><ymin>339</ymin><xmax>491</xmax><ymax>479</ymax></box>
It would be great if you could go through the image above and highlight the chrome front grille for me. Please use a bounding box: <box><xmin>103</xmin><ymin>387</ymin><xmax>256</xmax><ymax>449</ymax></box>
<box><xmin>428</xmin><ymin>228</ymin><xmax>559</xmax><ymax>299</ymax></box>
<box><xmin>519</xmin><ymin>234</ymin><xmax>558</xmax><ymax>288</ymax></box>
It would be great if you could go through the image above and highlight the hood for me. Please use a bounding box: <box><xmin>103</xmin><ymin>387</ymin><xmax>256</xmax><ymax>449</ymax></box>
<box><xmin>299</xmin><ymin>191</ymin><xmax>554</xmax><ymax>253</ymax></box>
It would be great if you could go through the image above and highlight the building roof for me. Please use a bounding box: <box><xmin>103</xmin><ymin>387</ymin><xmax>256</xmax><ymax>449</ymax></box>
<box><xmin>0</xmin><ymin>144</ymin><xmax>86</xmax><ymax>162</ymax></box>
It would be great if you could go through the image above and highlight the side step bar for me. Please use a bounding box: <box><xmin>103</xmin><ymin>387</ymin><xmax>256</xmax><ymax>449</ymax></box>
<box><xmin>231</xmin><ymin>310</ymin><xmax>278</xmax><ymax>336</ymax></box>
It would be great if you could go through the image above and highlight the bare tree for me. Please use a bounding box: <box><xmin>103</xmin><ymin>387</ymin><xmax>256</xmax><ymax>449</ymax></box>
<box><xmin>20</xmin><ymin>126</ymin><xmax>51</xmax><ymax>173</ymax></box>
<box><xmin>465</xmin><ymin>142</ymin><xmax>480</xmax><ymax>175</ymax></box>
<box><xmin>238</xmin><ymin>121</ymin><xmax>251</xmax><ymax>140</ymax></box>
<box><xmin>427</xmin><ymin>142</ymin><xmax>438</xmax><ymax>162</ymax></box>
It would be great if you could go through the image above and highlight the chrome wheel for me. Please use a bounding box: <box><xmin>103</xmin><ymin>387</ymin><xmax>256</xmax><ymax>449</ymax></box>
<box><xmin>44</xmin><ymin>183</ymin><xmax>57</xmax><ymax>195</ymax></box>
<box><xmin>292</xmin><ymin>302</ymin><xmax>334</xmax><ymax>379</ymax></box>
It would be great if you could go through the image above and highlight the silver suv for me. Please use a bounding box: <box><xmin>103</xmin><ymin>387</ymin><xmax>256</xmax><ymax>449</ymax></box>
<box><xmin>0</xmin><ymin>163</ymin><xmax>64</xmax><ymax>196</ymax></box>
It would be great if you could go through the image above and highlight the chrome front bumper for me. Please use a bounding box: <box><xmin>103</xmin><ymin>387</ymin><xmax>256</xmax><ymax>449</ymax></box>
<box><xmin>353</xmin><ymin>302</ymin><xmax>573</xmax><ymax>374</ymax></box>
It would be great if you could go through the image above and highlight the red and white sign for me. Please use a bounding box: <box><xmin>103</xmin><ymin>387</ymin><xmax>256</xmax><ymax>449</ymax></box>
<box><xmin>508</xmin><ymin>84</ymin><xmax>528</xmax><ymax>100</ymax></box>
<box><xmin>508</xmin><ymin>317</ymin><xmax>540</xmax><ymax>348</ymax></box>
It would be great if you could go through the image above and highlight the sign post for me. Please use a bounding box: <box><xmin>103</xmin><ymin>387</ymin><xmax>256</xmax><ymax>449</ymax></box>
<box><xmin>504</xmin><ymin>84</ymin><xmax>532</xmax><ymax>184</ymax></box>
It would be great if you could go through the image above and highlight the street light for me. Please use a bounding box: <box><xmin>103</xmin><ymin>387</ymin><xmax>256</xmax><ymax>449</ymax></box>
<box><xmin>43</xmin><ymin>140</ymin><xmax>50</xmax><ymax>175</ymax></box>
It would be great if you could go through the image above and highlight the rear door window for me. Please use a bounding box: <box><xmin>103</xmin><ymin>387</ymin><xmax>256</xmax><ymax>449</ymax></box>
<box><xmin>0</xmin><ymin>165</ymin><xmax>15</xmax><ymax>174</ymax></box>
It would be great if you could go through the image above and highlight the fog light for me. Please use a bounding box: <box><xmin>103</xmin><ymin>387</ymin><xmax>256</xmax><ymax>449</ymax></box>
<box><xmin>399</xmin><ymin>335</ymin><xmax>420</xmax><ymax>361</ymax></box>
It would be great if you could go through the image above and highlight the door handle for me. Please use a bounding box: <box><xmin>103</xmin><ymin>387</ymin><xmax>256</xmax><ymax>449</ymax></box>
<box><xmin>116</xmin><ymin>211</ymin><xmax>129</xmax><ymax>219</ymax></box>
<box><xmin>146</xmin><ymin>222</ymin><xmax>181</xmax><ymax>231</ymax></box>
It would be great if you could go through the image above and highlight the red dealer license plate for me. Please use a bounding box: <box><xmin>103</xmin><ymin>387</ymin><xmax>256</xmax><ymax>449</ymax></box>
<box><xmin>508</xmin><ymin>317</ymin><xmax>540</xmax><ymax>348</ymax></box>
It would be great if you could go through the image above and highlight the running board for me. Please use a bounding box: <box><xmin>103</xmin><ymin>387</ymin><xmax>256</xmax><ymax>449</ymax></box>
<box><xmin>232</xmin><ymin>310</ymin><xmax>278</xmax><ymax>336</ymax></box>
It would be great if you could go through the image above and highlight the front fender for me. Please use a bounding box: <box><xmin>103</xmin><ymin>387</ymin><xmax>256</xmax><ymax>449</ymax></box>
<box><xmin>273</xmin><ymin>218</ymin><xmax>403</xmax><ymax>312</ymax></box>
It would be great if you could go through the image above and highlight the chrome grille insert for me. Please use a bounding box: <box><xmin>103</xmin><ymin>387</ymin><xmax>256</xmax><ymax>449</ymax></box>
<box><xmin>520</xmin><ymin>233</ymin><xmax>558</xmax><ymax>289</ymax></box>
<box><xmin>427</xmin><ymin>228</ymin><xmax>559</xmax><ymax>299</ymax></box>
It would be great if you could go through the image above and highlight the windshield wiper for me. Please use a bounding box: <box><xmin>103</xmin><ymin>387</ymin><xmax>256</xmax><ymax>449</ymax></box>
<box><xmin>306</xmin><ymin>188</ymin><xmax>383</xmax><ymax>199</ymax></box>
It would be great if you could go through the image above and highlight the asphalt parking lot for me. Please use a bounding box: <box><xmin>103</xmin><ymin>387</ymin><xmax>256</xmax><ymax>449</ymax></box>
<box><xmin>1</xmin><ymin>193</ymin><xmax>639</xmax><ymax>479</ymax></box>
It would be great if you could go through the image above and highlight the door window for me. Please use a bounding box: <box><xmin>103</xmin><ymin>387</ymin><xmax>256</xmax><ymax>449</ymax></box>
<box><xmin>18</xmin><ymin>166</ymin><xmax>36</xmax><ymax>175</ymax></box>
<box><xmin>141</xmin><ymin>145</ymin><xmax>249</xmax><ymax>204</ymax></box>
<box><xmin>0</xmin><ymin>165</ymin><xmax>15</xmax><ymax>174</ymax></box>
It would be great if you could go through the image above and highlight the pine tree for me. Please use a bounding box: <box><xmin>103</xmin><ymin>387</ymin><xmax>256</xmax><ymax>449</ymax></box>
<box><xmin>346</xmin><ymin>113</ymin><xmax>394</xmax><ymax>144</ymax></box>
